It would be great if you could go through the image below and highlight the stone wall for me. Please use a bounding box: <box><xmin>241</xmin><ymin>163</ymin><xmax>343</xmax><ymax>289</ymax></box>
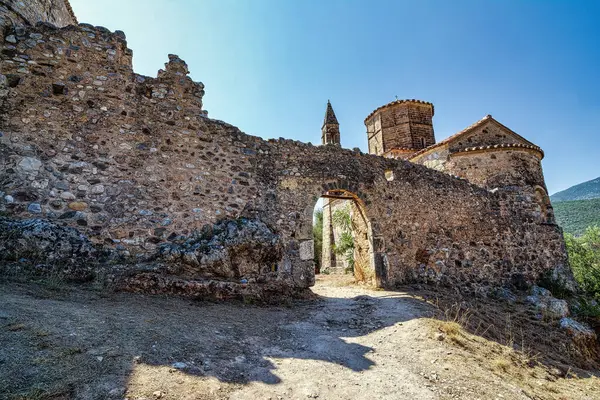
<box><xmin>447</xmin><ymin>118</ymin><xmax>528</xmax><ymax>152</ymax></box>
<box><xmin>0</xmin><ymin>15</ymin><xmax>572</xmax><ymax>297</ymax></box>
<box><xmin>0</xmin><ymin>0</ymin><xmax>76</xmax><ymax>28</ymax></box>
<box><xmin>410</xmin><ymin>143</ymin><xmax>451</xmax><ymax>172</ymax></box>
<box><xmin>448</xmin><ymin>148</ymin><xmax>546</xmax><ymax>190</ymax></box>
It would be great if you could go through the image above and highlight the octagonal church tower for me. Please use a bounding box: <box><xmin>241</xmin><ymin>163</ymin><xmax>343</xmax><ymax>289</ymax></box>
<box><xmin>364</xmin><ymin>99</ymin><xmax>435</xmax><ymax>159</ymax></box>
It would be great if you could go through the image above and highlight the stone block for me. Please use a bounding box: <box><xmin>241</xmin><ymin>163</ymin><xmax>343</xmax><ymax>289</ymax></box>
<box><xmin>299</xmin><ymin>240</ymin><xmax>314</xmax><ymax>261</ymax></box>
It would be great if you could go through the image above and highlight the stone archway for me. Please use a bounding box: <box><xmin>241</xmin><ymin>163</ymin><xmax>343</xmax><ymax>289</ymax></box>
<box><xmin>320</xmin><ymin>189</ymin><xmax>377</xmax><ymax>285</ymax></box>
<box><xmin>276</xmin><ymin>175</ymin><xmax>389</xmax><ymax>289</ymax></box>
<box><xmin>276</xmin><ymin>173</ymin><xmax>385</xmax><ymax>289</ymax></box>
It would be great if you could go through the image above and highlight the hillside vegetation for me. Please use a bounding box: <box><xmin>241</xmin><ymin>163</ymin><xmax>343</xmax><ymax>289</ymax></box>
<box><xmin>553</xmin><ymin>198</ymin><xmax>600</xmax><ymax>236</ymax></box>
<box><xmin>552</xmin><ymin>177</ymin><xmax>600</xmax><ymax>202</ymax></box>
<box><xmin>565</xmin><ymin>226</ymin><xmax>600</xmax><ymax>300</ymax></box>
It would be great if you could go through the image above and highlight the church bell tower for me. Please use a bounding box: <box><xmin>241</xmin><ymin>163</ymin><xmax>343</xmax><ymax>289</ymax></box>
<box><xmin>322</xmin><ymin>100</ymin><xmax>341</xmax><ymax>146</ymax></box>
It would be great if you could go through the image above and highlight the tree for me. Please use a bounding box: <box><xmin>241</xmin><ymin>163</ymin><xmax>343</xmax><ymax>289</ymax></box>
<box><xmin>332</xmin><ymin>206</ymin><xmax>355</xmax><ymax>271</ymax></box>
<box><xmin>565</xmin><ymin>226</ymin><xmax>600</xmax><ymax>299</ymax></box>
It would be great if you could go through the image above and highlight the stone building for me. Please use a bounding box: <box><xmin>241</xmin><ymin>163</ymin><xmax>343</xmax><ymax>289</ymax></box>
<box><xmin>0</xmin><ymin>0</ymin><xmax>572</xmax><ymax>300</ymax></box>
<box><xmin>320</xmin><ymin>100</ymin><xmax>554</xmax><ymax>275</ymax></box>
<box><xmin>322</xmin><ymin>100</ymin><xmax>340</xmax><ymax>146</ymax></box>
<box><xmin>365</xmin><ymin>99</ymin><xmax>435</xmax><ymax>158</ymax></box>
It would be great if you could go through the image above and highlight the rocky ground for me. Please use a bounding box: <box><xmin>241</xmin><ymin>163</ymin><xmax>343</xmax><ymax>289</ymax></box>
<box><xmin>0</xmin><ymin>275</ymin><xmax>599</xmax><ymax>400</ymax></box>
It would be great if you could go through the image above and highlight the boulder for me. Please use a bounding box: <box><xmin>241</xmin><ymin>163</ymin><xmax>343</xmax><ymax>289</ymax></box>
<box><xmin>560</xmin><ymin>317</ymin><xmax>597</xmax><ymax>348</ymax></box>
<box><xmin>526</xmin><ymin>285</ymin><xmax>570</xmax><ymax>319</ymax></box>
<box><xmin>155</xmin><ymin>218</ymin><xmax>281</xmax><ymax>280</ymax></box>
<box><xmin>0</xmin><ymin>217</ymin><xmax>97</xmax><ymax>281</ymax></box>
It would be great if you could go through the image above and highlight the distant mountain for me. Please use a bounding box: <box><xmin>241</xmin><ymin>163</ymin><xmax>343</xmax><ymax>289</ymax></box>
<box><xmin>551</xmin><ymin>176</ymin><xmax>600</xmax><ymax>202</ymax></box>
<box><xmin>553</xmin><ymin>198</ymin><xmax>600</xmax><ymax>236</ymax></box>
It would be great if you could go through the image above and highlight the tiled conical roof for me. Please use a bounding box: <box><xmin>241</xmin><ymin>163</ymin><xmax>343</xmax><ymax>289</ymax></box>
<box><xmin>323</xmin><ymin>100</ymin><xmax>339</xmax><ymax>127</ymax></box>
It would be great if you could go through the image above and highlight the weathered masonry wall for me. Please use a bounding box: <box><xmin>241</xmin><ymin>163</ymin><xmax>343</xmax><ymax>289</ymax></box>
<box><xmin>448</xmin><ymin>148</ymin><xmax>546</xmax><ymax>190</ymax></box>
<box><xmin>0</xmin><ymin>0</ymin><xmax>76</xmax><ymax>28</ymax></box>
<box><xmin>0</xmin><ymin>13</ymin><xmax>570</xmax><ymax>296</ymax></box>
<box><xmin>260</xmin><ymin>143</ymin><xmax>567</xmax><ymax>289</ymax></box>
<box><xmin>412</xmin><ymin>144</ymin><xmax>546</xmax><ymax>191</ymax></box>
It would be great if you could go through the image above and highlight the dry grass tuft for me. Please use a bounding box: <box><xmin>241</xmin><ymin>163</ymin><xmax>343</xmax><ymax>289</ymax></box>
<box><xmin>491</xmin><ymin>356</ymin><xmax>511</xmax><ymax>373</ymax></box>
<box><xmin>439</xmin><ymin>321</ymin><xmax>461</xmax><ymax>337</ymax></box>
<box><xmin>6</xmin><ymin>323</ymin><xmax>27</xmax><ymax>331</ymax></box>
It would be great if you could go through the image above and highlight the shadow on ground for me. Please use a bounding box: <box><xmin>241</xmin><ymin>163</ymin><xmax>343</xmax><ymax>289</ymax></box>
<box><xmin>0</xmin><ymin>278</ymin><xmax>431</xmax><ymax>399</ymax></box>
<box><xmin>1</xmin><ymin>277</ymin><xmax>599</xmax><ymax>400</ymax></box>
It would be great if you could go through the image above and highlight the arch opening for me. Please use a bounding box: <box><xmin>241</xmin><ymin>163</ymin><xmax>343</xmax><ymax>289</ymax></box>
<box><xmin>534</xmin><ymin>186</ymin><xmax>554</xmax><ymax>224</ymax></box>
<box><xmin>312</xmin><ymin>189</ymin><xmax>379</xmax><ymax>286</ymax></box>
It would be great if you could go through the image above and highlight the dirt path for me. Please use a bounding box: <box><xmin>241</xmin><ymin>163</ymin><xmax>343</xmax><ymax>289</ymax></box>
<box><xmin>0</xmin><ymin>277</ymin><xmax>598</xmax><ymax>400</ymax></box>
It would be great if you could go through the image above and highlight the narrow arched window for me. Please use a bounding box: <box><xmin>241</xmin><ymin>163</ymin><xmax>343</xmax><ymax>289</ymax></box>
<box><xmin>534</xmin><ymin>187</ymin><xmax>554</xmax><ymax>224</ymax></box>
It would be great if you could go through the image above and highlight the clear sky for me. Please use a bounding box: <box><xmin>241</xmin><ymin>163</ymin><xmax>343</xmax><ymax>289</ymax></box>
<box><xmin>69</xmin><ymin>0</ymin><xmax>599</xmax><ymax>194</ymax></box>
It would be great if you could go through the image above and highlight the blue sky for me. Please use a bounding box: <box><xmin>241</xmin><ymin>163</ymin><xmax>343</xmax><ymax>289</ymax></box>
<box><xmin>69</xmin><ymin>0</ymin><xmax>599</xmax><ymax>194</ymax></box>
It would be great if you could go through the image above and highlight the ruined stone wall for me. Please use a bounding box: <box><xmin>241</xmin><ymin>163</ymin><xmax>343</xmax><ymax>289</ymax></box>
<box><xmin>259</xmin><ymin>142</ymin><xmax>567</xmax><ymax>291</ymax></box>
<box><xmin>0</xmin><ymin>0</ymin><xmax>76</xmax><ymax>28</ymax></box>
<box><xmin>410</xmin><ymin>143</ymin><xmax>451</xmax><ymax>172</ymax></box>
<box><xmin>0</xmin><ymin>19</ymin><xmax>570</xmax><ymax>296</ymax></box>
<box><xmin>349</xmin><ymin>200</ymin><xmax>374</xmax><ymax>284</ymax></box>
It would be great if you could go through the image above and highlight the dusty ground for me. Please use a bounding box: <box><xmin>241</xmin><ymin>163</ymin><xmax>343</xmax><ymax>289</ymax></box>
<box><xmin>1</xmin><ymin>275</ymin><xmax>599</xmax><ymax>400</ymax></box>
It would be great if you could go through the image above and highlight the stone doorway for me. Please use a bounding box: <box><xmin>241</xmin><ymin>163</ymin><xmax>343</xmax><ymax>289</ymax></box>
<box><xmin>315</xmin><ymin>189</ymin><xmax>377</xmax><ymax>286</ymax></box>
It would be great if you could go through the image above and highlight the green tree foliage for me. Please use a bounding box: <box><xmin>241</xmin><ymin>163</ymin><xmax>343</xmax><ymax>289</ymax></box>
<box><xmin>332</xmin><ymin>206</ymin><xmax>355</xmax><ymax>270</ymax></box>
<box><xmin>565</xmin><ymin>226</ymin><xmax>600</xmax><ymax>299</ymax></box>
<box><xmin>332</xmin><ymin>207</ymin><xmax>352</xmax><ymax>232</ymax></box>
<box><xmin>554</xmin><ymin>198</ymin><xmax>600</xmax><ymax>236</ymax></box>
<box><xmin>313</xmin><ymin>209</ymin><xmax>323</xmax><ymax>272</ymax></box>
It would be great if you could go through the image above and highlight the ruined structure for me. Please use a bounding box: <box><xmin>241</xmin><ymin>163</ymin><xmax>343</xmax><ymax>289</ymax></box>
<box><xmin>0</xmin><ymin>0</ymin><xmax>572</xmax><ymax>299</ymax></box>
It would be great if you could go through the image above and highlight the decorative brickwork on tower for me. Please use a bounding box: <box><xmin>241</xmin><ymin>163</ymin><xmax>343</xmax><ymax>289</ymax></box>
<box><xmin>365</xmin><ymin>99</ymin><xmax>435</xmax><ymax>158</ymax></box>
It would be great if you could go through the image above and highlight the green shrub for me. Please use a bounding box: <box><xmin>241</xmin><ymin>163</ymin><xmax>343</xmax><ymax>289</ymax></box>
<box><xmin>573</xmin><ymin>297</ymin><xmax>600</xmax><ymax>320</ymax></box>
<box><xmin>565</xmin><ymin>226</ymin><xmax>600</xmax><ymax>299</ymax></box>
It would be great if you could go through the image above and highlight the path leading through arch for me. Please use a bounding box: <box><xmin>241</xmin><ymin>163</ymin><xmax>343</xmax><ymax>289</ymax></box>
<box><xmin>2</xmin><ymin>277</ymin><xmax>594</xmax><ymax>400</ymax></box>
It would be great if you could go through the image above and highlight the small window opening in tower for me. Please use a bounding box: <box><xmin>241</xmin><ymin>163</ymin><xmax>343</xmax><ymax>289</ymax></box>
<box><xmin>534</xmin><ymin>186</ymin><xmax>554</xmax><ymax>224</ymax></box>
<box><xmin>420</xmin><ymin>137</ymin><xmax>426</xmax><ymax>148</ymax></box>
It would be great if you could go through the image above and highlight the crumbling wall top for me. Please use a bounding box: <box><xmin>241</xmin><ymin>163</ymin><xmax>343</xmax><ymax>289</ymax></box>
<box><xmin>0</xmin><ymin>0</ymin><xmax>77</xmax><ymax>29</ymax></box>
